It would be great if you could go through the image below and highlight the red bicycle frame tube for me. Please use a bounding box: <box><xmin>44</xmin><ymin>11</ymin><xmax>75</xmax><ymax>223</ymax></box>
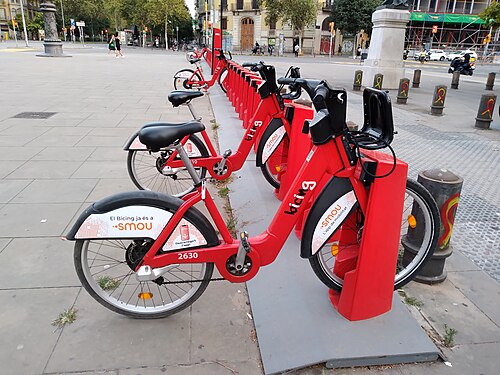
<box><xmin>188</xmin><ymin>57</ymin><xmax>227</xmax><ymax>88</ymax></box>
<box><xmin>164</xmin><ymin>93</ymin><xmax>291</xmax><ymax>179</ymax></box>
<box><xmin>139</xmin><ymin>136</ymin><xmax>368</xmax><ymax>283</ymax></box>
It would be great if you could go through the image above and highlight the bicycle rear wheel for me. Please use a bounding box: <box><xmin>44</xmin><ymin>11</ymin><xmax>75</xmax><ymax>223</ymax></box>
<box><xmin>173</xmin><ymin>69</ymin><xmax>202</xmax><ymax>90</ymax></box>
<box><xmin>127</xmin><ymin>134</ymin><xmax>208</xmax><ymax>197</ymax></box>
<box><xmin>218</xmin><ymin>67</ymin><xmax>229</xmax><ymax>93</ymax></box>
<box><xmin>74</xmin><ymin>197</ymin><xmax>219</xmax><ymax>319</ymax></box>
<box><xmin>309</xmin><ymin>179</ymin><xmax>439</xmax><ymax>291</ymax></box>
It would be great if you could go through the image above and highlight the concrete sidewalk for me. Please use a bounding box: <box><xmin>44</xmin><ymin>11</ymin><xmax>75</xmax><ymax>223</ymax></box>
<box><xmin>0</xmin><ymin>47</ymin><xmax>499</xmax><ymax>375</ymax></box>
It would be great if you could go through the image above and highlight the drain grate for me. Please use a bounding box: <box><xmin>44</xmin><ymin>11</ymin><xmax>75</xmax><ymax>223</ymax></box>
<box><xmin>12</xmin><ymin>112</ymin><xmax>57</xmax><ymax>119</ymax></box>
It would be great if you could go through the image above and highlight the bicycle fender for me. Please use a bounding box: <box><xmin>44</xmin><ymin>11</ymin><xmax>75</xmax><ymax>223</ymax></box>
<box><xmin>300</xmin><ymin>177</ymin><xmax>358</xmax><ymax>258</ymax></box>
<box><xmin>256</xmin><ymin>118</ymin><xmax>285</xmax><ymax>167</ymax></box>
<box><xmin>66</xmin><ymin>191</ymin><xmax>219</xmax><ymax>250</ymax></box>
<box><xmin>123</xmin><ymin>131</ymin><xmax>148</xmax><ymax>150</ymax></box>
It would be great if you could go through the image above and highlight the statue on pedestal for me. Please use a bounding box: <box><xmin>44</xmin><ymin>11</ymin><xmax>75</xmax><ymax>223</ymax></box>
<box><xmin>378</xmin><ymin>0</ymin><xmax>409</xmax><ymax>9</ymax></box>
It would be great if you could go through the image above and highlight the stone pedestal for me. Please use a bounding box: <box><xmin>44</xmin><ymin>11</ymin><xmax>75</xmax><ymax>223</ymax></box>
<box><xmin>37</xmin><ymin>1</ymin><xmax>70</xmax><ymax>57</ymax></box>
<box><xmin>363</xmin><ymin>8</ymin><xmax>410</xmax><ymax>89</ymax></box>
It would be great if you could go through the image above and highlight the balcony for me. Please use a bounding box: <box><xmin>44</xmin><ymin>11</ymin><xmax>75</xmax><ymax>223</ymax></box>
<box><xmin>322</xmin><ymin>0</ymin><xmax>333</xmax><ymax>12</ymax></box>
<box><xmin>231</xmin><ymin>0</ymin><xmax>260</xmax><ymax>13</ymax></box>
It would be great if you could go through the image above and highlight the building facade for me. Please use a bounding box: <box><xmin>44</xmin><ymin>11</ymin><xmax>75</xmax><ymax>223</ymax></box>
<box><xmin>406</xmin><ymin>0</ymin><xmax>492</xmax><ymax>50</ymax></box>
<box><xmin>196</xmin><ymin>0</ymin><xmax>335</xmax><ymax>54</ymax></box>
<box><xmin>0</xmin><ymin>0</ymin><xmax>40</xmax><ymax>40</ymax></box>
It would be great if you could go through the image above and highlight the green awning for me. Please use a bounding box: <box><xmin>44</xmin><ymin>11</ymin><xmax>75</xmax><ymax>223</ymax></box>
<box><xmin>410</xmin><ymin>12</ymin><xmax>485</xmax><ymax>25</ymax></box>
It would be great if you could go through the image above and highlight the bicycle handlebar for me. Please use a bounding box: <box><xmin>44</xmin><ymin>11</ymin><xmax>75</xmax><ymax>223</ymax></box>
<box><xmin>277</xmin><ymin>77</ymin><xmax>322</xmax><ymax>102</ymax></box>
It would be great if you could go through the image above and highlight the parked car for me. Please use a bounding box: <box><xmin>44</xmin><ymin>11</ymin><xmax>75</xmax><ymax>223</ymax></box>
<box><xmin>427</xmin><ymin>49</ymin><xmax>447</xmax><ymax>61</ymax></box>
<box><xmin>446</xmin><ymin>50</ymin><xmax>478</xmax><ymax>61</ymax></box>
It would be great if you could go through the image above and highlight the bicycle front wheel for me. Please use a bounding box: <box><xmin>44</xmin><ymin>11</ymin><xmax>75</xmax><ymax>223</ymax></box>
<box><xmin>173</xmin><ymin>69</ymin><xmax>202</xmax><ymax>90</ymax></box>
<box><xmin>309</xmin><ymin>179</ymin><xmax>439</xmax><ymax>291</ymax></box>
<box><xmin>127</xmin><ymin>134</ymin><xmax>208</xmax><ymax>197</ymax></box>
<box><xmin>256</xmin><ymin>119</ymin><xmax>290</xmax><ymax>189</ymax></box>
<box><xmin>218</xmin><ymin>67</ymin><xmax>229</xmax><ymax>93</ymax></box>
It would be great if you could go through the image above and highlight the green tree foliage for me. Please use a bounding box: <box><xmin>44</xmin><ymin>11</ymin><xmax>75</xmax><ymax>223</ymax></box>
<box><xmin>26</xmin><ymin>13</ymin><xmax>44</xmax><ymax>36</ymax></box>
<box><xmin>479</xmin><ymin>1</ymin><xmax>500</xmax><ymax>30</ymax></box>
<box><xmin>332</xmin><ymin>0</ymin><xmax>382</xmax><ymax>34</ymax></box>
<box><xmin>262</xmin><ymin>0</ymin><xmax>317</xmax><ymax>45</ymax></box>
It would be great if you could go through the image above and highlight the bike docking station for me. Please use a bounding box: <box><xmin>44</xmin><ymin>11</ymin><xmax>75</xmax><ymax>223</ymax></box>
<box><xmin>207</xmin><ymin>75</ymin><xmax>439</xmax><ymax>373</ymax></box>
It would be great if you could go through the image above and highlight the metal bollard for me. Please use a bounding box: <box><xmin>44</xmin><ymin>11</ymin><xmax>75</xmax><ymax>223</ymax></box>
<box><xmin>431</xmin><ymin>85</ymin><xmax>447</xmax><ymax>115</ymax></box>
<box><xmin>412</xmin><ymin>69</ymin><xmax>421</xmax><ymax>88</ymax></box>
<box><xmin>451</xmin><ymin>71</ymin><xmax>460</xmax><ymax>89</ymax></box>
<box><xmin>475</xmin><ymin>94</ymin><xmax>497</xmax><ymax>129</ymax></box>
<box><xmin>486</xmin><ymin>72</ymin><xmax>496</xmax><ymax>90</ymax></box>
<box><xmin>353</xmin><ymin>70</ymin><xmax>363</xmax><ymax>91</ymax></box>
<box><xmin>373</xmin><ymin>73</ymin><xmax>383</xmax><ymax>89</ymax></box>
<box><xmin>403</xmin><ymin>169</ymin><xmax>463</xmax><ymax>284</ymax></box>
<box><xmin>397</xmin><ymin>78</ymin><xmax>410</xmax><ymax>104</ymax></box>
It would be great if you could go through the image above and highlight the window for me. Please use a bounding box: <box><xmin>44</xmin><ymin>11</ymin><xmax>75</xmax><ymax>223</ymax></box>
<box><xmin>236</xmin><ymin>0</ymin><xmax>243</xmax><ymax>10</ymax></box>
<box><xmin>0</xmin><ymin>9</ymin><xmax>6</xmax><ymax>19</ymax></box>
<box><xmin>221</xmin><ymin>17</ymin><xmax>227</xmax><ymax>30</ymax></box>
<box><xmin>221</xmin><ymin>0</ymin><xmax>227</xmax><ymax>10</ymax></box>
<box><xmin>252</xmin><ymin>0</ymin><xmax>259</xmax><ymax>9</ymax></box>
<box><xmin>269</xmin><ymin>20</ymin><xmax>276</xmax><ymax>30</ymax></box>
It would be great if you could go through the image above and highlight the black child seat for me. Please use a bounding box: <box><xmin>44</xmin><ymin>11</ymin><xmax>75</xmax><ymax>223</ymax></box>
<box><xmin>168</xmin><ymin>90</ymin><xmax>204</xmax><ymax>107</ymax></box>
<box><xmin>138</xmin><ymin>120</ymin><xmax>205</xmax><ymax>151</ymax></box>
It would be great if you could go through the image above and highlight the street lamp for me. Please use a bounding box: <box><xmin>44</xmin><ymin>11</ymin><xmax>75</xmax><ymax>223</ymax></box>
<box><xmin>176</xmin><ymin>26</ymin><xmax>179</xmax><ymax>46</ymax></box>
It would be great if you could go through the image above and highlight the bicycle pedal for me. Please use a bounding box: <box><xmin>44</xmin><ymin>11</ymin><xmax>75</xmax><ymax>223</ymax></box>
<box><xmin>239</xmin><ymin>231</ymin><xmax>250</xmax><ymax>253</ymax></box>
<box><xmin>223</xmin><ymin>149</ymin><xmax>232</xmax><ymax>158</ymax></box>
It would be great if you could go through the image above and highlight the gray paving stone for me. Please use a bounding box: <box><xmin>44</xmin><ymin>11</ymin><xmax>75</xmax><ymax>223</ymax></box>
<box><xmin>0</xmin><ymin>238</ymin><xmax>12</xmax><ymax>254</ymax></box>
<box><xmin>0</xmin><ymin>237</ymin><xmax>79</xmax><ymax>288</ymax></box>
<box><xmin>447</xmin><ymin>270</ymin><xmax>500</xmax><ymax>326</ymax></box>
<box><xmin>400</xmin><ymin>342</ymin><xmax>500</xmax><ymax>375</ymax></box>
<box><xmin>0</xmin><ymin>124</ymin><xmax>51</xmax><ymax>136</ymax></box>
<box><xmin>118</xmin><ymin>360</ymin><xmax>262</xmax><ymax>375</ymax></box>
<box><xmin>0</xmin><ymin>203</ymin><xmax>82</xmax><ymax>237</ymax></box>
<box><xmin>89</xmin><ymin>127</ymin><xmax>131</xmax><ymax>137</ymax></box>
<box><xmin>45</xmin><ymin>291</ymin><xmax>191</xmax><ymax>373</ymax></box>
<box><xmin>0</xmin><ymin>288</ymin><xmax>80</xmax><ymax>375</ymax></box>
<box><xmin>75</xmin><ymin>135</ymin><xmax>127</xmax><ymax>147</ymax></box>
<box><xmin>190</xmin><ymin>283</ymin><xmax>259</xmax><ymax>363</ymax></box>
<box><xmin>445</xmin><ymin>249</ymin><xmax>480</xmax><ymax>272</ymax></box>
<box><xmin>32</xmin><ymin>146</ymin><xmax>96</xmax><ymax>161</ymax></box>
<box><xmin>0</xmin><ymin>146</ymin><xmax>43</xmax><ymax>160</ymax></box>
<box><xmin>87</xmin><ymin>112</ymin><xmax>127</xmax><ymax>121</ymax></box>
<box><xmin>88</xmin><ymin>147</ymin><xmax>127</xmax><ymax>161</ymax></box>
<box><xmin>85</xmin><ymin>178</ymin><xmax>137</xmax><ymax>202</ymax></box>
<box><xmin>42</xmin><ymin>126</ymin><xmax>94</xmax><ymax>136</ymax></box>
<box><xmin>0</xmin><ymin>160</ymin><xmax>26</xmax><ymax>178</ymax></box>
<box><xmin>77</xmin><ymin>119</ymin><xmax>121</xmax><ymax>128</ymax></box>
<box><xmin>0</xmin><ymin>135</ymin><xmax>34</xmax><ymax>146</ymax></box>
<box><xmin>123</xmin><ymin>113</ymin><xmax>162</xmax><ymax>121</ymax></box>
<box><xmin>116</xmin><ymin>119</ymin><xmax>149</xmax><ymax>128</ymax></box>
<box><xmin>11</xmin><ymin>179</ymin><xmax>98</xmax><ymax>203</ymax></box>
<box><xmin>5</xmin><ymin>160</ymin><xmax>84</xmax><ymax>179</ymax></box>
<box><xmin>72</xmin><ymin>161</ymin><xmax>129</xmax><ymax>179</ymax></box>
<box><xmin>50</xmin><ymin>112</ymin><xmax>91</xmax><ymax>121</ymax></box>
<box><xmin>403</xmin><ymin>279</ymin><xmax>500</xmax><ymax>345</ymax></box>
<box><xmin>0</xmin><ymin>179</ymin><xmax>32</xmax><ymax>203</ymax></box>
<box><xmin>25</xmin><ymin>133</ymin><xmax>87</xmax><ymax>147</ymax></box>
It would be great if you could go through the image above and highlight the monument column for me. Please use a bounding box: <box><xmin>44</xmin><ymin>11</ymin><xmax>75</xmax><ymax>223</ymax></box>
<box><xmin>363</xmin><ymin>5</ymin><xmax>410</xmax><ymax>89</ymax></box>
<box><xmin>38</xmin><ymin>1</ymin><xmax>67</xmax><ymax>57</ymax></box>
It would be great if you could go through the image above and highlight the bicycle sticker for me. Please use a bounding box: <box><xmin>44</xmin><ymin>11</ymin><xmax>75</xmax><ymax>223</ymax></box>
<box><xmin>311</xmin><ymin>191</ymin><xmax>357</xmax><ymax>254</ymax></box>
<box><xmin>163</xmin><ymin>219</ymin><xmax>207</xmax><ymax>250</ymax></box>
<box><xmin>262</xmin><ymin>125</ymin><xmax>286</xmax><ymax>164</ymax></box>
<box><xmin>176</xmin><ymin>71</ymin><xmax>192</xmax><ymax>79</ymax></box>
<box><xmin>75</xmin><ymin>206</ymin><xmax>173</xmax><ymax>239</ymax></box>
<box><xmin>129</xmin><ymin>136</ymin><xmax>148</xmax><ymax>150</ymax></box>
<box><xmin>184</xmin><ymin>141</ymin><xmax>202</xmax><ymax>157</ymax></box>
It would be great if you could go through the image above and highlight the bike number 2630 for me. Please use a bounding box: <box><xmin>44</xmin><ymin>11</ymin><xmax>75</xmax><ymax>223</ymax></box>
<box><xmin>178</xmin><ymin>252</ymin><xmax>199</xmax><ymax>260</ymax></box>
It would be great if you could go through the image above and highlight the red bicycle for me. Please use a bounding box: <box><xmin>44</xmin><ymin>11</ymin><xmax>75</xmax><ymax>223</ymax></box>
<box><xmin>125</xmin><ymin>63</ymin><xmax>301</xmax><ymax>197</ymax></box>
<box><xmin>174</xmin><ymin>48</ymin><xmax>232</xmax><ymax>93</ymax></box>
<box><xmin>67</xmin><ymin>80</ymin><xmax>440</xmax><ymax>318</ymax></box>
<box><xmin>186</xmin><ymin>46</ymin><xmax>209</xmax><ymax>61</ymax></box>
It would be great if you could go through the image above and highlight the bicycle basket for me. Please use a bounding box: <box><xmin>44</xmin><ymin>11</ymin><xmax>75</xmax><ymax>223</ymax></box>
<box><xmin>353</xmin><ymin>87</ymin><xmax>394</xmax><ymax>150</ymax></box>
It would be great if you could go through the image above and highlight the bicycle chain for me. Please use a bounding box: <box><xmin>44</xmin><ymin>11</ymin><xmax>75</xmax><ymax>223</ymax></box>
<box><xmin>159</xmin><ymin>277</ymin><xmax>226</xmax><ymax>285</ymax></box>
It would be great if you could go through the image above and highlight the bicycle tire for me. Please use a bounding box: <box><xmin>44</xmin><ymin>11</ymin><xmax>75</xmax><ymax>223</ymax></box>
<box><xmin>74</xmin><ymin>195</ymin><xmax>219</xmax><ymax>319</ymax></box>
<box><xmin>173</xmin><ymin>69</ymin><xmax>202</xmax><ymax>90</ymax></box>
<box><xmin>308</xmin><ymin>178</ymin><xmax>439</xmax><ymax>291</ymax></box>
<box><xmin>256</xmin><ymin>118</ymin><xmax>289</xmax><ymax>189</ymax></box>
<box><xmin>127</xmin><ymin>134</ymin><xmax>208</xmax><ymax>197</ymax></box>
<box><xmin>218</xmin><ymin>67</ymin><xmax>228</xmax><ymax>93</ymax></box>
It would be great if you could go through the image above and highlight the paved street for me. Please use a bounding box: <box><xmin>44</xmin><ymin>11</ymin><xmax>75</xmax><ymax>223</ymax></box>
<box><xmin>0</xmin><ymin>41</ymin><xmax>499</xmax><ymax>375</ymax></box>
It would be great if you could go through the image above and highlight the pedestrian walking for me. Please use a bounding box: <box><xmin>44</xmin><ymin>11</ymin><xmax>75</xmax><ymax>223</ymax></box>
<box><xmin>294</xmin><ymin>43</ymin><xmax>299</xmax><ymax>57</ymax></box>
<box><xmin>108</xmin><ymin>34</ymin><xmax>115</xmax><ymax>54</ymax></box>
<box><xmin>355</xmin><ymin>44</ymin><xmax>361</xmax><ymax>59</ymax></box>
<box><xmin>114</xmin><ymin>34</ymin><xmax>123</xmax><ymax>58</ymax></box>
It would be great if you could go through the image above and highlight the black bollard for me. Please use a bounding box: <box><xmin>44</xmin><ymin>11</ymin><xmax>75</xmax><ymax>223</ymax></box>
<box><xmin>431</xmin><ymin>85</ymin><xmax>447</xmax><ymax>115</ymax></box>
<box><xmin>373</xmin><ymin>73</ymin><xmax>384</xmax><ymax>89</ymax></box>
<box><xmin>402</xmin><ymin>169</ymin><xmax>463</xmax><ymax>284</ymax></box>
<box><xmin>397</xmin><ymin>78</ymin><xmax>410</xmax><ymax>104</ymax></box>
<box><xmin>412</xmin><ymin>69</ymin><xmax>421</xmax><ymax>88</ymax></box>
<box><xmin>353</xmin><ymin>70</ymin><xmax>363</xmax><ymax>91</ymax></box>
<box><xmin>451</xmin><ymin>71</ymin><xmax>460</xmax><ymax>89</ymax></box>
<box><xmin>475</xmin><ymin>94</ymin><xmax>497</xmax><ymax>129</ymax></box>
<box><xmin>486</xmin><ymin>72</ymin><xmax>496</xmax><ymax>90</ymax></box>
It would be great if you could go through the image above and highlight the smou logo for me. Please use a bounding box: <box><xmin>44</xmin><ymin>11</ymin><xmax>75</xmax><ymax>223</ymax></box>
<box><xmin>320</xmin><ymin>204</ymin><xmax>343</xmax><ymax>228</ymax></box>
<box><xmin>284</xmin><ymin>181</ymin><xmax>316</xmax><ymax>215</ymax></box>
<box><xmin>113</xmin><ymin>222</ymin><xmax>153</xmax><ymax>231</ymax></box>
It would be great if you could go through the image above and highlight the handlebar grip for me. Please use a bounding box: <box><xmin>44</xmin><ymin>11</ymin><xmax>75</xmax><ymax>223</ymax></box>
<box><xmin>312</xmin><ymin>84</ymin><xmax>329</xmax><ymax>110</ymax></box>
<box><xmin>277</xmin><ymin>77</ymin><xmax>297</xmax><ymax>85</ymax></box>
<box><xmin>242</xmin><ymin>62</ymin><xmax>256</xmax><ymax>67</ymax></box>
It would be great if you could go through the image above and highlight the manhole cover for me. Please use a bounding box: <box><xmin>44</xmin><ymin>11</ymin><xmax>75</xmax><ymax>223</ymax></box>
<box><xmin>12</xmin><ymin>112</ymin><xmax>57</xmax><ymax>119</ymax></box>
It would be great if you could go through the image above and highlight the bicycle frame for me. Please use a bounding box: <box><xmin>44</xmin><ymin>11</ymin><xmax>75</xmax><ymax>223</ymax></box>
<box><xmin>186</xmin><ymin>57</ymin><xmax>227</xmax><ymax>89</ymax></box>
<box><xmin>137</xmin><ymin>135</ymin><xmax>369</xmax><ymax>283</ymax></box>
<box><xmin>163</xmin><ymin>90</ymin><xmax>291</xmax><ymax>180</ymax></box>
